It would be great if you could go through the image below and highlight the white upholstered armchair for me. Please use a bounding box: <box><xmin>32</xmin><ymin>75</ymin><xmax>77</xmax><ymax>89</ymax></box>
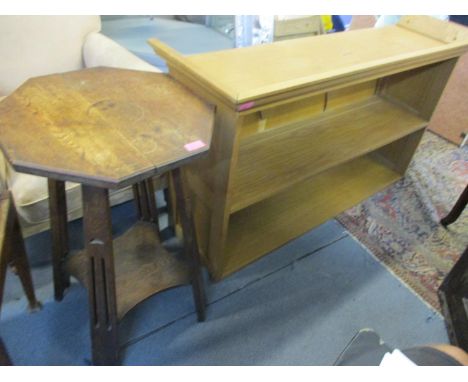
<box><xmin>0</xmin><ymin>16</ymin><xmax>160</xmax><ymax>236</ymax></box>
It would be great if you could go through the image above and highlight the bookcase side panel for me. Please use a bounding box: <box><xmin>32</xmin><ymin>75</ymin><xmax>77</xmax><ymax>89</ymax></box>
<box><xmin>205</xmin><ymin>105</ymin><xmax>242</xmax><ymax>278</ymax></box>
<box><xmin>167</xmin><ymin>65</ymin><xmax>242</xmax><ymax>278</ymax></box>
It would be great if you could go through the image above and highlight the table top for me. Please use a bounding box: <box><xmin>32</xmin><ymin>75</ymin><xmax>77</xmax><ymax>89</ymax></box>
<box><xmin>0</xmin><ymin>67</ymin><xmax>215</xmax><ymax>188</ymax></box>
<box><xmin>149</xmin><ymin>16</ymin><xmax>468</xmax><ymax>106</ymax></box>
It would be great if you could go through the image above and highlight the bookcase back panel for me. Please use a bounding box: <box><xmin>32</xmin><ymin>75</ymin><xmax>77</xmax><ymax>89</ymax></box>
<box><xmin>374</xmin><ymin>129</ymin><xmax>425</xmax><ymax>175</ymax></box>
<box><xmin>239</xmin><ymin>94</ymin><xmax>325</xmax><ymax>139</ymax></box>
<box><xmin>326</xmin><ymin>80</ymin><xmax>377</xmax><ymax>110</ymax></box>
<box><xmin>239</xmin><ymin>79</ymin><xmax>378</xmax><ymax>139</ymax></box>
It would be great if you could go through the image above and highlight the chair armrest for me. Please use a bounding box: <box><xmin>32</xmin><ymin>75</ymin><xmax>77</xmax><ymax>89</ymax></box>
<box><xmin>83</xmin><ymin>32</ymin><xmax>161</xmax><ymax>72</ymax></box>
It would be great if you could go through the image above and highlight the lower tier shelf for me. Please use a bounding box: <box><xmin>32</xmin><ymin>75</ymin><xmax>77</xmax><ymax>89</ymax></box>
<box><xmin>221</xmin><ymin>153</ymin><xmax>401</xmax><ymax>279</ymax></box>
<box><xmin>66</xmin><ymin>221</ymin><xmax>190</xmax><ymax>320</ymax></box>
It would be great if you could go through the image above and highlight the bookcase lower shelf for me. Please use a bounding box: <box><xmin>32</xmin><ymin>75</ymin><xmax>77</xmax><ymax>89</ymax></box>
<box><xmin>220</xmin><ymin>152</ymin><xmax>403</xmax><ymax>279</ymax></box>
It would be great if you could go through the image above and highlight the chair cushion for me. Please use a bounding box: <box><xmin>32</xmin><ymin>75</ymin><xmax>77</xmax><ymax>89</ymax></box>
<box><xmin>9</xmin><ymin>171</ymin><xmax>133</xmax><ymax>237</ymax></box>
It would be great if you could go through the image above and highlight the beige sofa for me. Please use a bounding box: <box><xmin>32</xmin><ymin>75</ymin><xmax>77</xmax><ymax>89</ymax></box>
<box><xmin>0</xmin><ymin>16</ymin><xmax>160</xmax><ymax>237</ymax></box>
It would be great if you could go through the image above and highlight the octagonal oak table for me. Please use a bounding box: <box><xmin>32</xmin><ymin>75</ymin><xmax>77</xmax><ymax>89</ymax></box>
<box><xmin>0</xmin><ymin>67</ymin><xmax>215</xmax><ymax>365</ymax></box>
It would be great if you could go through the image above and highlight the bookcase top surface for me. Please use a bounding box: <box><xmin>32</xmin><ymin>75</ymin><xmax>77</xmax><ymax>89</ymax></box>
<box><xmin>149</xmin><ymin>16</ymin><xmax>468</xmax><ymax>106</ymax></box>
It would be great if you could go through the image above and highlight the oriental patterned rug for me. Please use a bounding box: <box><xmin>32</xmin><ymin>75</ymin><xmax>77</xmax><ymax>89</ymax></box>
<box><xmin>337</xmin><ymin>131</ymin><xmax>468</xmax><ymax>312</ymax></box>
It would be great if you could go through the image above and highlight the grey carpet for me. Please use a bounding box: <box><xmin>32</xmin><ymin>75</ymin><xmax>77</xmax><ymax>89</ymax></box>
<box><xmin>0</xmin><ymin>201</ymin><xmax>448</xmax><ymax>365</ymax></box>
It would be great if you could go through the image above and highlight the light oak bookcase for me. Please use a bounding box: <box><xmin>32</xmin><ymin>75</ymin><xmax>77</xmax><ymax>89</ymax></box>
<box><xmin>149</xmin><ymin>16</ymin><xmax>468</xmax><ymax>280</ymax></box>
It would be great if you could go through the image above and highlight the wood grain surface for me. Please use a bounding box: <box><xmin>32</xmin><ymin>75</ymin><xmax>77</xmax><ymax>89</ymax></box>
<box><xmin>0</xmin><ymin>68</ymin><xmax>214</xmax><ymax>188</ymax></box>
<box><xmin>66</xmin><ymin>221</ymin><xmax>189</xmax><ymax>320</ymax></box>
<box><xmin>149</xmin><ymin>16</ymin><xmax>468</xmax><ymax>105</ymax></box>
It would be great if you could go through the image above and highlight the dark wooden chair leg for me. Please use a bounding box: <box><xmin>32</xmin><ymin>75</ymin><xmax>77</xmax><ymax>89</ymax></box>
<box><xmin>441</xmin><ymin>184</ymin><xmax>468</xmax><ymax>227</ymax></box>
<box><xmin>6</xmin><ymin>202</ymin><xmax>41</xmax><ymax>311</ymax></box>
<box><xmin>48</xmin><ymin>179</ymin><xmax>70</xmax><ymax>301</ymax></box>
<box><xmin>0</xmin><ymin>337</ymin><xmax>12</xmax><ymax>366</ymax></box>
<box><xmin>438</xmin><ymin>246</ymin><xmax>468</xmax><ymax>351</ymax></box>
<box><xmin>172</xmin><ymin>168</ymin><xmax>206</xmax><ymax>322</ymax></box>
<box><xmin>82</xmin><ymin>185</ymin><xmax>119</xmax><ymax>366</ymax></box>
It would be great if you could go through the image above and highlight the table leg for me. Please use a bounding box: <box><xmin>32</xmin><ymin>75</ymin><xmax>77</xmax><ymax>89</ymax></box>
<box><xmin>133</xmin><ymin>182</ymin><xmax>150</xmax><ymax>221</ymax></box>
<box><xmin>82</xmin><ymin>185</ymin><xmax>119</xmax><ymax>366</ymax></box>
<box><xmin>48</xmin><ymin>179</ymin><xmax>70</xmax><ymax>301</ymax></box>
<box><xmin>133</xmin><ymin>180</ymin><xmax>161</xmax><ymax>240</ymax></box>
<box><xmin>172</xmin><ymin>168</ymin><xmax>206</xmax><ymax>322</ymax></box>
<box><xmin>132</xmin><ymin>184</ymin><xmax>142</xmax><ymax>218</ymax></box>
<box><xmin>145</xmin><ymin>179</ymin><xmax>159</xmax><ymax>225</ymax></box>
<box><xmin>164</xmin><ymin>177</ymin><xmax>175</xmax><ymax>233</ymax></box>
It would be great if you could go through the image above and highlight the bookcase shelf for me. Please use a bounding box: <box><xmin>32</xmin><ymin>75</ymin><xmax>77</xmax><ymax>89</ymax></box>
<box><xmin>224</xmin><ymin>152</ymin><xmax>401</xmax><ymax>278</ymax></box>
<box><xmin>231</xmin><ymin>96</ymin><xmax>427</xmax><ymax>213</ymax></box>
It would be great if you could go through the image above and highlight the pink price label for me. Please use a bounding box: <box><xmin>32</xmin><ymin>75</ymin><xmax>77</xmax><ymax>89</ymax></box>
<box><xmin>184</xmin><ymin>140</ymin><xmax>206</xmax><ymax>152</ymax></box>
<box><xmin>238</xmin><ymin>101</ymin><xmax>255</xmax><ymax>111</ymax></box>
